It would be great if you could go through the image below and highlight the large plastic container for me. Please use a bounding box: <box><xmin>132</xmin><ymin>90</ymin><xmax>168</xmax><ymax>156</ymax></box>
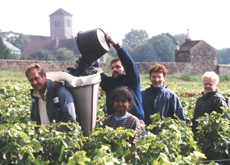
<box><xmin>47</xmin><ymin>70</ymin><xmax>101</xmax><ymax>136</ymax></box>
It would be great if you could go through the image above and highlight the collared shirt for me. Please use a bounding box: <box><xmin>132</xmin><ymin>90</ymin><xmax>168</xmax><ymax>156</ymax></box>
<box><xmin>33</xmin><ymin>89</ymin><xmax>50</xmax><ymax>125</ymax></box>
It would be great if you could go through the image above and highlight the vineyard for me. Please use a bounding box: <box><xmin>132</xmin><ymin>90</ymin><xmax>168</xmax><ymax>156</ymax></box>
<box><xmin>1</xmin><ymin>72</ymin><xmax>230</xmax><ymax>164</ymax></box>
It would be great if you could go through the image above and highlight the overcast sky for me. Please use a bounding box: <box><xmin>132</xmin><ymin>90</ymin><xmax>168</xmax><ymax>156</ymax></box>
<box><xmin>0</xmin><ymin>0</ymin><xmax>229</xmax><ymax>50</ymax></box>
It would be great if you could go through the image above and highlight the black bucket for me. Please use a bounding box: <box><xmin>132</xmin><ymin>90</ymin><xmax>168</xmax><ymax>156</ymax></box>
<box><xmin>76</xmin><ymin>28</ymin><xmax>110</xmax><ymax>65</ymax></box>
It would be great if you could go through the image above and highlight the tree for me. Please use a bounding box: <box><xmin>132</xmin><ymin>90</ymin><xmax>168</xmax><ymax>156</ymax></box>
<box><xmin>107</xmin><ymin>46</ymin><xmax>117</xmax><ymax>58</ymax></box>
<box><xmin>0</xmin><ymin>31</ymin><xmax>24</xmax><ymax>50</ymax></box>
<box><xmin>28</xmin><ymin>49</ymin><xmax>53</xmax><ymax>61</ymax></box>
<box><xmin>55</xmin><ymin>47</ymin><xmax>75</xmax><ymax>61</ymax></box>
<box><xmin>132</xmin><ymin>41</ymin><xmax>158</xmax><ymax>62</ymax></box>
<box><xmin>0</xmin><ymin>37</ymin><xmax>18</xmax><ymax>59</ymax></box>
<box><xmin>122</xmin><ymin>29</ymin><xmax>149</xmax><ymax>48</ymax></box>
<box><xmin>148</xmin><ymin>34</ymin><xmax>176</xmax><ymax>62</ymax></box>
<box><xmin>173</xmin><ymin>33</ymin><xmax>187</xmax><ymax>46</ymax></box>
<box><xmin>131</xmin><ymin>34</ymin><xmax>176</xmax><ymax>62</ymax></box>
<box><xmin>217</xmin><ymin>48</ymin><xmax>230</xmax><ymax>64</ymax></box>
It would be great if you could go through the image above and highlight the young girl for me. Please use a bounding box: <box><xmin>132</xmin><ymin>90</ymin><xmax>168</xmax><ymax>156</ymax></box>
<box><xmin>103</xmin><ymin>86</ymin><xmax>140</xmax><ymax>143</ymax></box>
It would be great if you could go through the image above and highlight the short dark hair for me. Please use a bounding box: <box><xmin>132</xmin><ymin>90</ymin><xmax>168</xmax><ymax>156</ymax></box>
<box><xmin>25</xmin><ymin>63</ymin><xmax>45</xmax><ymax>78</ymax></box>
<box><xmin>148</xmin><ymin>64</ymin><xmax>168</xmax><ymax>78</ymax></box>
<box><xmin>110</xmin><ymin>86</ymin><xmax>135</xmax><ymax>110</ymax></box>
<box><xmin>110</xmin><ymin>57</ymin><xmax>120</xmax><ymax>66</ymax></box>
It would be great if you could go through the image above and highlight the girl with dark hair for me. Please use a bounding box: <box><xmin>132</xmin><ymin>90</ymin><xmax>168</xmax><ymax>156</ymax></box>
<box><xmin>103</xmin><ymin>86</ymin><xmax>140</xmax><ymax>143</ymax></box>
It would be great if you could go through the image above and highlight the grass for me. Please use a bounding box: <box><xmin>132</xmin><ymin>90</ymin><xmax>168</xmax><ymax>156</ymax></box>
<box><xmin>0</xmin><ymin>71</ymin><xmax>27</xmax><ymax>80</ymax></box>
<box><xmin>1</xmin><ymin>71</ymin><xmax>230</xmax><ymax>94</ymax></box>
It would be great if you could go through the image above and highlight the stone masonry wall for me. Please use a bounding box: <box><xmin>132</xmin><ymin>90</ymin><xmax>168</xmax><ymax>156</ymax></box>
<box><xmin>217</xmin><ymin>64</ymin><xmax>230</xmax><ymax>76</ymax></box>
<box><xmin>0</xmin><ymin>60</ymin><xmax>229</xmax><ymax>75</ymax></box>
<box><xmin>0</xmin><ymin>60</ymin><xmax>77</xmax><ymax>72</ymax></box>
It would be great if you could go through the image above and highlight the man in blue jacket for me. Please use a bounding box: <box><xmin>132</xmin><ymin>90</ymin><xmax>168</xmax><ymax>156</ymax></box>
<box><xmin>100</xmin><ymin>34</ymin><xmax>145</xmax><ymax>123</ymax></box>
<box><xmin>141</xmin><ymin>64</ymin><xmax>185</xmax><ymax>126</ymax></box>
<box><xmin>25</xmin><ymin>63</ymin><xmax>77</xmax><ymax>125</ymax></box>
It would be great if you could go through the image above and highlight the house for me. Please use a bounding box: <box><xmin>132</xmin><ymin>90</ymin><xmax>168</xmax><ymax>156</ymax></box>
<box><xmin>21</xmin><ymin>8</ymin><xmax>81</xmax><ymax>59</ymax></box>
<box><xmin>3</xmin><ymin>40</ymin><xmax>21</xmax><ymax>58</ymax></box>
<box><xmin>21</xmin><ymin>8</ymin><xmax>108</xmax><ymax>63</ymax></box>
<box><xmin>175</xmin><ymin>32</ymin><xmax>217</xmax><ymax>73</ymax></box>
<box><xmin>21</xmin><ymin>34</ymin><xmax>81</xmax><ymax>59</ymax></box>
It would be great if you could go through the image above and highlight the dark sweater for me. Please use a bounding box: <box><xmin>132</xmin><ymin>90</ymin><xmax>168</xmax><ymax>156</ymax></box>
<box><xmin>100</xmin><ymin>46</ymin><xmax>144</xmax><ymax>120</ymax></box>
<box><xmin>192</xmin><ymin>90</ymin><xmax>229</xmax><ymax>133</ymax></box>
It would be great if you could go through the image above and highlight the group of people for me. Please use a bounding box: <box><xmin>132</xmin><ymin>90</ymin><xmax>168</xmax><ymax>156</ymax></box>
<box><xmin>25</xmin><ymin>33</ymin><xmax>229</xmax><ymax>143</ymax></box>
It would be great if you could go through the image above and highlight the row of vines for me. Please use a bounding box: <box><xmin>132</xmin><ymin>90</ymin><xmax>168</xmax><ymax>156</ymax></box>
<box><xmin>1</xmin><ymin>76</ymin><xmax>230</xmax><ymax>164</ymax></box>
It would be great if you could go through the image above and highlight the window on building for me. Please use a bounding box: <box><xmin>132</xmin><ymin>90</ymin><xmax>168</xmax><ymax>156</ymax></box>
<box><xmin>67</xmin><ymin>20</ymin><xmax>71</xmax><ymax>27</ymax></box>
<box><xmin>55</xmin><ymin>20</ymin><xmax>60</xmax><ymax>27</ymax></box>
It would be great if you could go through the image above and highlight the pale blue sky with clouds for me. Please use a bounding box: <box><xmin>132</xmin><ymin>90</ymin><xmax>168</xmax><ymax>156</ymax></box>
<box><xmin>0</xmin><ymin>0</ymin><xmax>229</xmax><ymax>49</ymax></box>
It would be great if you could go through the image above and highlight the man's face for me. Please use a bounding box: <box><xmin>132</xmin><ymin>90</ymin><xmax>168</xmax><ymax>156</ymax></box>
<box><xmin>203</xmin><ymin>77</ymin><xmax>217</xmax><ymax>93</ymax></box>
<box><xmin>27</xmin><ymin>69</ymin><xmax>47</xmax><ymax>91</ymax></box>
<box><xmin>111</xmin><ymin>61</ymin><xmax>124</xmax><ymax>79</ymax></box>
<box><xmin>150</xmin><ymin>72</ymin><xmax>165</xmax><ymax>88</ymax></box>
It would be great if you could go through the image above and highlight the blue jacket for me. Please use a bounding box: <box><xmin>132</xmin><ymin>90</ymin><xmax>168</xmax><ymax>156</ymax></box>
<box><xmin>141</xmin><ymin>85</ymin><xmax>185</xmax><ymax>125</ymax></box>
<box><xmin>30</xmin><ymin>79</ymin><xmax>77</xmax><ymax>125</ymax></box>
<box><xmin>100</xmin><ymin>47</ymin><xmax>144</xmax><ymax>120</ymax></box>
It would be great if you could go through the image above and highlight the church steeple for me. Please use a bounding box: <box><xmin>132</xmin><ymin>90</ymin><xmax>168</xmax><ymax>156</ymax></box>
<box><xmin>185</xmin><ymin>29</ymin><xmax>191</xmax><ymax>42</ymax></box>
<box><xmin>49</xmin><ymin>8</ymin><xmax>73</xmax><ymax>40</ymax></box>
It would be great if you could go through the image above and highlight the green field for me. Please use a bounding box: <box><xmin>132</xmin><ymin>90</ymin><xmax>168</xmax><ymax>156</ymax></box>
<box><xmin>2</xmin><ymin>71</ymin><xmax>230</xmax><ymax>91</ymax></box>
<box><xmin>1</xmin><ymin>71</ymin><xmax>230</xmax><ymax>164</ymax></box>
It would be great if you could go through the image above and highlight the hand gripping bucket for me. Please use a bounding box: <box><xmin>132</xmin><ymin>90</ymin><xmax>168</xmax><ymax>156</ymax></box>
<box><xmin>47</xmin><ymin>70</ymin><xmax>101</xmax><ymax>136</ymax></box>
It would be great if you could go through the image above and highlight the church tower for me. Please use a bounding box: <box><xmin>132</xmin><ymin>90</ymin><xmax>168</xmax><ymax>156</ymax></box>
<box><xmin>49</xmin><ymin>8</ymin><xmax>73</xmax><ymax>40</ymax></box>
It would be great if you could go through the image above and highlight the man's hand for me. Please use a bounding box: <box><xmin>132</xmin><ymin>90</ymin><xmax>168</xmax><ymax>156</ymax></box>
<box><xmin>105</xmin><ymin>33</ymin><xmax>117</xmax><ymax>46</ymax></box>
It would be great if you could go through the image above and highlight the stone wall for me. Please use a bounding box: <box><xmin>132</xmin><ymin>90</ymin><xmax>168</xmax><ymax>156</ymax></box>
<box><xmin>217</xmin><ymin>64</ymin><xmax>230</xmax><ymax>76</ymax></box>
<box><xmin>0</xmin><ymin>60</ymin><xmax>77</xmax><ymax>72</ymax></box>
<box><xmin>0</xmin><ymin>60</ymin><xmax>229</xmax><ymax>76</ymax></box>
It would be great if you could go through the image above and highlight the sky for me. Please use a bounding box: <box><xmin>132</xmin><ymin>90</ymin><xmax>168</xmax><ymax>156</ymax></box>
<box><xmin>0</xmin><ymin>0</ymin><xmax>229</xmax><ymax>50</ymax></box>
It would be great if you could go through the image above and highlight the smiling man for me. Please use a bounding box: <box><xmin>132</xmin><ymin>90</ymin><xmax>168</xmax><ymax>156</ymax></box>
<box><xmin>141</xmin><ymin>64</ymin><xmax>185</xmax><ymax>126</ymax></box>
<box><xmin>25</xmin><ymin>63</ymin><xmax>77</xmax><ymax>125</ymax></box>
<box><xmin>100</xmin><ymin>33</ymin><xmax>144</xmax><ymax>124</ymax></box>
<box><xmin>192</xmin><ymin>71</ymin><xmax>229</xmax><ymax>133</ymax></box>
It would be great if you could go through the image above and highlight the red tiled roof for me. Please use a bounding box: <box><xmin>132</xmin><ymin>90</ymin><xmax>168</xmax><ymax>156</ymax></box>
<box><xmin>22</xmin><ymin>35</ymin><xmax>81</xmax><ymax>57</ymax></box>
<box><xmin>23</xmin><ymin>35</ymin><xmax>50</xmax><ymax>45</ymax></box>
<box><xmin>43</xmin><ymin>38</ymin><xmax>81</xmax><ymax>55</ymax></box>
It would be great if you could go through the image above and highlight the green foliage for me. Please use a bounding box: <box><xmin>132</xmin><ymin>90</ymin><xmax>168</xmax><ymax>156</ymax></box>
<box><xmin>195</xmin><ymin>112</ymin><xmax>230</xmax><ymax>160</ymax></box>
<box><xmin>220</xmin><ymin>75</ymin><xmax>230</xmax><ymax>81</ymax></box>
<box><xmin>1</xmin><ymin>73</ymin><xmax>230</xmax><ymax>164</ymax></box>
<box><xmin>131</xmin><ymin>33</ymin><xmax>176</xmax><ymax>62</ymax></box>
<box><xmin>122</xmin><ymin>29</ymin><xmax>149</xmax><ymax>48</ymax></box>
<box><xmin>136</xmin><ymin>113</ymin><xmax>206</xmax><ymax>164</ymax></box>
<box><xmin>55</xmin><ymin>47</ymin><xmax>76</xmax><ymax>61</ymax></box>
<box><xmin>217</xmin><ymin>48</ymin><xmax>230</xmax><ymax>64</ymax></box>
<box><xmin>148</xmin><ymin>33</ymin><xmax>176</xmax><ymax>62</ymax></box>
<box><xmin>180</xmin><ymin>75</ymin><xmax>201</xmax><ymax>81</ymax></box>
<box><xmin>28</xmin><ymin>48</ymin><xmax>53</xmax><ymax>61</ymax></box>
<box><xmin>131</xmin><ymin>40</ymin><xmax>155</xmax><ymax>62</ymax></box>
<box><xmin>0</xmin><ymin>31</ymin><xmax>24</xmax><ymax>50</ymax></box>
<box><xmin>0</xmin><ymin>122</ymin><xmax>84</xmax><ymax>165</ymax></box>
<box><xmin>84</xmin><ymin>127</ymin><xmax>136</xmax><ymax>164</ymax></box>
<box><xmin>173</xmin><ymin>33</ymin><xmax>187</xmax><ymax>46</ymax></box>
<box><xmin>0</xmin><ymin>71</ymin><xmax>26</xmax><ymax>81</ymax></box>
<box><xmin>108</xmin><ymin>43</ymin><xmax>134</xmax><ymax>59</ymax></box>
<box><xmin>0</xmin><ymin>81</ymin><xmax>31</xmax><ymax>124</ymax></box>
<box><xmin>0</xmin><ymin>37</ymin><xmax>18</xmax><ymax>59</ymax></box>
